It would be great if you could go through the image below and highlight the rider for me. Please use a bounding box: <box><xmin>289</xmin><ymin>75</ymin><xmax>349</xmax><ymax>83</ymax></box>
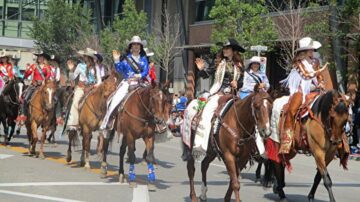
<box><xmin>279</xmin><ymin>37</ymin><xmax>328</xmax><ymax>154</ymax></box>
<box><xmin>99</xmin><ymin>35</ymin><xmax>149</xmax><ymax>131</ymax></box>
<box><xmin>144</xmin><ymin>48</ymin><xmax>156</xmax><ymax>84</ymax></box>
<box><xmin>193</xmin><ymin>38</ymin><xmax>245</xmax><ymax>155</ymax></box>
<box><xmin>49</xmin><ymin>55</ymin><xmax>61</xmax><ymax>83</ymax></box>
<box><xmin>94</xmin><ymin>52</ymin><xmax>108</xmax><ymax>82</ymax></box>
<box><xmin>17</xmin><ymin>51</ymin><xmax>53</xmax><ymax>122</ymax></box>
<box><xmin>0</xmin><ymin>51</ymin><xmax>14</xmax><ymax>95</ymax></box>
<box><xmin>66</xmin><ymin>48</ymin><xmax>99</xmax><ymax>132</ymax></box>
<box><xmin>239</xmin><ymin>56</ymin><xmax>270</xmax><ymax>99</ymax></box>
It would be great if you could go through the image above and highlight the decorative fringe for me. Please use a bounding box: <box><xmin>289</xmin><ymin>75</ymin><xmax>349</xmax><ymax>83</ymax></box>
<box><xmin>265</xmin><ymin>139</ymin><xmax>281</xmax><ymax>164</ymax></box>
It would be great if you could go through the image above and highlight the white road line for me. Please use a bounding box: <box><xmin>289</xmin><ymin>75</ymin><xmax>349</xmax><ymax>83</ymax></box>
<box><xmin>0</xmin><ymin>154</ymin><xmax>14</xmax><ymax>159</ymax></box>
<box><xmin>132</xmin><ymin>185</ymin><xmax>150</xmax><ymax>202</ymax></box>
<box><xmin>0</xmin><ymin>182</ymin><xmax>127</xmax><ymax>187</ymax></box>
<box><xmin>0</xmin><ymin>189</ymin><xmax>84</xmax><ymax>202</ymax></box>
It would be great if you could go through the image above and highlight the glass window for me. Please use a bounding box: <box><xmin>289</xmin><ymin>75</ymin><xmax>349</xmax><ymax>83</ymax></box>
<box><xmin>22</xmin><ymin>8</ymin><xmax>35</xmax><ymax>21</ymax></box>
<box><xmin>0</xmin><ymin>7</ymin><xmax>3</xmax><ymax>19</ymax></box>
<box><xmin>195</xmin><ymin>0</ymin><xmax>215</xmax><ymax>22</ymax></box>
<box><xmin>7</xmin><ymin>7</ymin><xmax>19</xmax><ymax>20</ymax></box>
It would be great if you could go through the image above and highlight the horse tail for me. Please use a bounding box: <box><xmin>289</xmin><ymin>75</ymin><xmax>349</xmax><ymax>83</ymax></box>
<box><xmin>107</xmin><ymin>128</ymin><xmax>116</xmax><ymax>153</ymax></box>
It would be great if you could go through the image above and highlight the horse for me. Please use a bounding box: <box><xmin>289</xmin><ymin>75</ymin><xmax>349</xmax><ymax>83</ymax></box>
<box><xmin>66</xmin><ymin>74</ymin><xmax>118</xmax><ymax>168</ymax></box>
<box><xmin>47</xmin><ymin>85</ymin><xmax>74</xmax><ymax>144</ymax></box>
<box><xmin>185</xmin><ymin>89</ymin><xmax>273</xmax><ymax>202</ymax></box>
<box><xmin>0</xmin><ymin>78</ymin><xmax>24</xmax><ymax>145</ymax></box>
<box><xmin>112</xmin><ymin>83</ymin><xmax>171</xmax><ymax>190</ymax></box>
<box><xmin>25</xmin><ymin>80</ymin><xmax>57</xmax><ymax>158</ymax></box>
<box><xmin>265</xmin><ymin>90</ymin><xmax>350</xmax><ymax>202</ymax></box>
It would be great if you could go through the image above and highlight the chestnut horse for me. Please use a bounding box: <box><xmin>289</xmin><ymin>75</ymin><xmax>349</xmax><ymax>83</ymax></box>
<box><xmin>267</xmin><ymin>90</ymin><xmax>350</xmax><ymax>202</ymax></box>
<box><xmin>112</xmin><ymin>83</ymin><xmax>171</xmax><ymax>190</ymax></box>
<box><xmin>0</xmin><ymin>78</ymin><xmax>24</xmax><ymax>145</ymax></box>
<box><xmin>25</xmin><ymin>80</ymin><xmax>57</xmax><ymax>158</ymax></box>
<box><xmin>66</xmin><ymin>75</ymin><xmax>118</xmax><ymax>168</ymax></box>
<box><xmin>186</xmin><ymin>90</ymin><xmax>273</xmax><ymax>202</ymax></box>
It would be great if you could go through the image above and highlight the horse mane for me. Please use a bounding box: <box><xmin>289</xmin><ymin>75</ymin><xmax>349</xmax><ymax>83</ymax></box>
<box><xmin>313</xmin><ymin>90</ymin><xmax>337</xmax><ymax>126</ymax></box>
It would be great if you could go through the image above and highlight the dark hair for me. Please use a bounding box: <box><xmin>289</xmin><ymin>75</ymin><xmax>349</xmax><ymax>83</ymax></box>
<box><xmin>127</xmin><ymin>44</ymin><xmax>146</xmax><ymax>57</ymax></box>
<box><xmin>292</xmin><ymin>50</ymin><xmax>310</xmax><ymax>65</ymax></box>
<box><xmin>219</xmin><ymin>48</ymin><xmax>244</xmax><ymax>69</ymax></box>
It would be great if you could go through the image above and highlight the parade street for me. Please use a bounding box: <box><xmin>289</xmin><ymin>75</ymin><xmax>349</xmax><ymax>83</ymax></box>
<box><xmin>0</xmin><ymin>128</ymin><xmax>359</xmax><ymax>202</ymax></box>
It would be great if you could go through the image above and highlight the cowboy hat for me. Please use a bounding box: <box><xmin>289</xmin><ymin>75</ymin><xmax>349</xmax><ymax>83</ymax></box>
<box><xmin>33</xmin><ymin>50</ymin><xmax>51</xmax><ymax>60</ymax></box>
<box><xmin>126</xmin><ymin>36</ymin><xmax>147</xmax><ymax>47</ymax></box>
<box><xmin>77</xmin><ymin>48</ymin><xmax>97</xmax><ymax>59</ymax></box>
<box><xmin>94</xmin><ymin>53</ymin><xmax>103</xmax><ymax>62</ymax></box>
<box><xmin>144</xmin><ymin>48</ymin><xmax>154</xmax><ymax>57</ymax></box>
<box><xmin>246</xmin><ymin>56</ymin><xmax>262</xmax><ymax>69</ymax></box>
<box><xmin>295</xmin><ymin>37</ymin><xmax>322</xmax><ymax>52</ymax></box>
<box><xmin>50</xmin><ymin>55</ymin><xmax>61</xmax><ymax>64</ymax></box>
<box><xmin>217</xmin><ymin>38</ymin><xmax>245</xmax><ymax>53</ymax></box>
<box><xmin>0</xmin><ymin>51</ymin><xmax>12</xmax><ymax>58</ymax></box>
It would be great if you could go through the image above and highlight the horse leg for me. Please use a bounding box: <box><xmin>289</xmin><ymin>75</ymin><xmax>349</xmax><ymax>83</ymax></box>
<box><xmin>83</xmin><ymin>127</ymin><xmax>91</xmax><ymax>169</ymax></box>
<box><xmin>100</xmin><ymin>134</ymin><xmax>110</xmax><ymax>178</ymax></box>
<box><xmin>255</xmin><ymin>160</ymin><xmax>263</xmax><ymax>182</ymax></box>
<box><xmin>2</xmin><ymin>119</ymin><xmax>8</xmax><ymax>145</ymax></box>
<box><xmin>127</xmin><ymin>134</ymin><xmax>137</xmax><ymax>188</ymax></box>
<box><xmin>39</xmin><ymin>128</ymin><xmax>47</xmax><ymax>159</ymax></box>
<box><xmin>30</xmin><ymin>121</ymin><xmax>38</xmax><ymax>156</ymax></box>
<box><xmin>308</xmin><ymin>169</ymin><xmax>322</xmax><ymax>202</ymax></box>
<box><xmin>8</xmin><ymin>119</ymin><xmax>16</xmax><ymax>142</ymax></box>
<box><xmin>118</xmin><ymin>136</ymin><xmax>127</xmax><ymax>183</ymax></box>
<box><xmin>272</xmin><ymin>161</ymin><xmax>287</xmax><ymax>201</ymax></box>
<box><xmin>199</xmin><ymin>153</ymin><xmax>216</xmax><ymax>201</ymax></box>
<box><xmin>144</xmin><ymin>135</ymin><xmax>156</xmax><ymax>191</ymax></box>
<box><xmin>223</xmin><ymin>152</ymin><xmax>240</xmax><ymax>202</ymax></box>
<box><xmin>187</xmin><ymin>155</ymin><xmax>197</xmax><ymax>202</ymax></box>
<box><xmin>66</xmin><ymin>130</ymin><xmax>76</xmax><ymax>163</ymax></box>
<box><xmin>262</xmin><ymin>159</ymin><xmax>274</xmax><ymax>188</ymax></box>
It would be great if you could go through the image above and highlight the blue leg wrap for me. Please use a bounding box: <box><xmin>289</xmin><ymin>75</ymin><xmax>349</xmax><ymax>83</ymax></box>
<box><xmin>128</xmin><ymin>164</ymin><xmax>136</xmax><ymax>182</ymax></box>
<box><xmin>147</xmin><ymin>163</ymin><xmax>156</xmax><ymax>182</ymax></box>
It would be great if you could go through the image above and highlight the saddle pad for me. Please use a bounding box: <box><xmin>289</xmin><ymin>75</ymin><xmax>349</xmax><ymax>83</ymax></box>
<box><xmin>213</xmin><ymin>98</ymin><xmax>235</xmax><ymax>135</ymax></box>
<box><xmin>118</xmin><ymin>86</ymin><xmax>142</xmax><ymax>112</ymax></box>
<box><xmin>78</xmin><ymin>87</ymin><xmax>96</xmax><ymax>110</ymax></box>
<box><xmin>182</xmin><ymin>99</ymin><xmax>199</xmax><ymax>148</ymax></box>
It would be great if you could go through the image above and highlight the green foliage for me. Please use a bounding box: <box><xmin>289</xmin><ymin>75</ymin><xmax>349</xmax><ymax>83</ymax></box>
<box><xmin>209</xmin><ymin>0</ymin><xmax>277</xmax><ymax>56</ymax></box>
<box><xmin>100</xmin><ymin>0</ymin><xmax>148</xmax><ymax>54</ymax></box>
<box><xmin>29</xmin><ymin>0</ymin><xmax>92</xmax><ymax>64</ymax></box>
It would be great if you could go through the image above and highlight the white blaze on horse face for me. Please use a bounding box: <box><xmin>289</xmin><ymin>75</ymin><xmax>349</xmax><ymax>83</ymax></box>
<box><xmin>18</xmin><ymin>83</ymin><xmax>24</xmax><ymax>100</ymax></box>
<box><xmin>263</xmin><ymin>99</ymin><xmax>271</xmax><ymax>129</ymax></box>
<box><xmin>47</xmin><ymin>88</ymin><xmax>53</xmax><ymax>105</ymax></box>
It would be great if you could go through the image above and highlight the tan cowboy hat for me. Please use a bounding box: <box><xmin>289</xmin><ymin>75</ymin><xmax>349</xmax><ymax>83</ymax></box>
<box><xmin>126</xmin><ymin>36</ymin><xmax>147</xmax><ymax>47</ymax></box>
<box><xmin>77</xmin><ymin>48</ymin><xmax>97</xmax><ymax>59</ymax></box>
<box><xmin>295</xmin><ymin>37</ymin><xmax>322</xmax><ymax>52</ymax></box>
<box><xmin>33</xmin><ymin>50</ymin><xmax>51</xmax><ymax>60</ymax></box>
<box><xmin>246</xmin><ymin>56</ymin><xmax>262</xmax><ymax>70</ymax></box>
<box><xmin>0</xmin><ymin>51</ymin><xmax>13</xmax><ymax>58</ymax></box>
<box><xmin>144</xmin><ymin>48</ymin><xmax>154</xmax><ymax>57</ymax></box>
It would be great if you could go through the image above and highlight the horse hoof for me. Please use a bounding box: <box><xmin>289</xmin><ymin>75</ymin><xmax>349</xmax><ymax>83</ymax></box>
<box><xmin>39</xmin><ymin>153</ymin><xmax>45</xmax><ymax>159</ymax></box>
<box><xmin>147</xmin><ymin>183</ymin><xmax>157</xmax><ymax>192</ymax></box>
<box><xmin>84</xmin><ymin>163</ymin><xmax>91</xmax><ymax>170</ymax></box>
<box><xmin>255</xmin><ymin>177</ymin><xmax>261</xmax><ymax>183</ymax></box>
<box><xmin>100</xmin><ymin>167</ymin><xmax>107</xmax><ymax>178</ymax></box>
<box><xmin>129</xmin><ymin>182</ymin><xmax>137</xmax><ymax>188</ymax></box>
<box><xmin>66</xmin><ymin>154</ymin><xmax>72</xmax><ymax>163</ymax></box>
<box><xmin>279</xmin><ymin>198</ymin><xmax>288</xmax><ymax>202</ymax></box>
<box><xmin>119</xmin><ymin>174</ymin><xmax>127</xmax><ymax>183</ymax></box>
<box><xmin>198</xmin><ymin>196</ymin><xmax>206</xmax><ymax>202</ymax></box>
<box><xmin>80</xmin><ymin>161</ymin><xmax>85</xmax><ymax>167</ymax></box>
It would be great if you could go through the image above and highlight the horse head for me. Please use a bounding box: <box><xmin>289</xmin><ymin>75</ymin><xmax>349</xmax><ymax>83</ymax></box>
<box><xmin>101</xmin><ymin>74</ymin><xmax>118</xmax><ymax>98</ymax></box>
<box><xmin>149</xmin><ymin>82</ymin><xmax>172</xmax><ymax>133</ymax></box>
<box><xmin>41</xmin><ymin>80</ymin><xmax>57</xmax><ymax>111</ymax></box>
<box><xmin>252</xmin><ymin>91</ymin><xmax>273</xmax><ymax>138</ymax></box>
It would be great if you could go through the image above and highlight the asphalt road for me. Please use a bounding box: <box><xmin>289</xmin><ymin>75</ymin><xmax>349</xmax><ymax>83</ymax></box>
<box><xmin>0</xmin><ymin>127</ymin><xmax>360</xmax><ymax>202</ymax></box>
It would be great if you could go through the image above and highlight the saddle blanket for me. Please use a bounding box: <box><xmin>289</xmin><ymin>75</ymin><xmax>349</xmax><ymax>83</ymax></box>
<box><xmin>182</xmin><ymin>99</ymin><xmax>199</xmax><ymax>148</ymax></box>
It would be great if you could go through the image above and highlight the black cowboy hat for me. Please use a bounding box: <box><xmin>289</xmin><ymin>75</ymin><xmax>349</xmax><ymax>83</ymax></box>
<box><xmin>50</xmin><ymin>55</ymin><xmax>61</xmax><ymax>64</ymax></box>
<box><xmin>216</xmin><ymin>38</ymin><xmax>245</xmax><ymax>53</ymax></box>
<box><xmin>33</xmin><ymin>50</ymin><xmax>51</xmax><ymax>60</ymax></box>
<box><xmin>94</xmin><ymin>53</ymin><xmax>103</xmax><ymax>63</ymax></box>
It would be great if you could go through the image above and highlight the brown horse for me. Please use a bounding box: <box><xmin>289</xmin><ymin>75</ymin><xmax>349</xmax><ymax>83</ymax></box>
<box><xmin>25</xmin><ymin>80</ymin><xmax>57</xmax><ymax>158</ymax></box>
<box><xmin>266</xmin><ymin>90</ymin><xmax>350</xmax><ymax>202</ymax></box>
<box><xmin>66</xmin><ymin>74</ymin><xmax>118</xmax><ymax>169</ymax></box>
<box><xmin>186</xmin><ymin>90</ymin><xmax>273</xmax><ymax>202</ymax></box>
<box><xmin>112</xmin><ymin>83</ymin><xmax>171</xmax><ymax>190</ymax></box>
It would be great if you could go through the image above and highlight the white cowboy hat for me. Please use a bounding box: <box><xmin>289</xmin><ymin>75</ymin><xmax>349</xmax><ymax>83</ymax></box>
<box><xmin>0</xmin><ymin>51</ymin><xmax>12</xmax><ymax>58</ymax></box>
<box><xmin>77</xmin><ymin>48</ymin><xmax>97</xmax><ymax>59</ymax></box>
<box><xmin>295</xmin><ymin>37</ymin><xmax>322</xmax><ymax>52</ymax></box>
<box><xmin>144</xmin><ymin>48</ymin><xmax>154</xmax><ymax>57</ymax></box>
<box><xmin>126</xmin><ymin>36</ymin><xmax>147</xmax><ymax>47</ymax></box>
<box><xmin>246</xmin><ymin>56</ymin><xmax>262</xmax><ymax>69</ymax></box>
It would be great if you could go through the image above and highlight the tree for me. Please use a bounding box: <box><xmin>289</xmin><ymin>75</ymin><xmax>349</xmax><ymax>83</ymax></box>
<box><xmin>100</xmin><ymin>0</ymin><xmax>148</xmax><ymax>61</ymax></box>
<box><xmin>209</xmin><ymin>0</ymin><xmax>277</xmax><ymax>56</ymax></box>
<box><xmin>149</xmin><ymin>9</ymin><xmax>182</xmax><ymax>80</ymax></box>
<box><xmin>29</xmin><ymin>0</ymin><xmax>92</xmax><ymax>64</ymax></box>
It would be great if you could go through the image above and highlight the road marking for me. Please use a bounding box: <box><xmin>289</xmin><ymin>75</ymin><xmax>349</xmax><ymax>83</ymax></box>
<box><xmin>0</xmin><ymin>189</ymin><xmax>84</xmax><ymax>202</ymax></box>
<box><xmin>0</xmin><ymin>154</ymin><xmax>14</xmax><ymax>159</ymax></box>
<box><xmin>0</xmin><ymin>182</ymin><xmax>127</xmax><ymax>187</ymax></box>
<box><xmin>132</xmin><ymin>185</ymin><xmax>150</xmax><ymax>202</ymax></box>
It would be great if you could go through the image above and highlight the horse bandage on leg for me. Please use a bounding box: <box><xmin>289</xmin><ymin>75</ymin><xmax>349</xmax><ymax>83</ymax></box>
<box><xmin>147</xmin><ymin>163</ymin><xmax>156</xmax><ymax>182</ymax></box>
<box><xmin>128</xmin><ymin>164</ymin><xmax>136</xmax><ymax>182</ymax></box>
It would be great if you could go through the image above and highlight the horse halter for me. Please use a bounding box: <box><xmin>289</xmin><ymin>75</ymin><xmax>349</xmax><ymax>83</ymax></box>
<box><xmin>136</xmin><ymin>88</ymin><xmax>166</xmax><ymax>125</ymax></box>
